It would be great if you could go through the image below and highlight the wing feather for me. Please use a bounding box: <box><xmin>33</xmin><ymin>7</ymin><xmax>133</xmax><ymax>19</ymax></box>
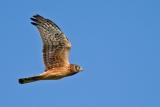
<box><xmin>31</xmin><ymin>14</ymin><xmax>71</xmax><ymax>70</ymax></box>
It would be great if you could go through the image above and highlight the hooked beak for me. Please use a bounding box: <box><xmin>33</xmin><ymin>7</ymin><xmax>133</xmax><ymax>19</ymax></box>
<box><xmin>80</xmin><ymin>67</ymin><xmax>84</xmax><ymax>71</ymax></box>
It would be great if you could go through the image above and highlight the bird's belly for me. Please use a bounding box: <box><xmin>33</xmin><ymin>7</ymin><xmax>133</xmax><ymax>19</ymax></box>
<box><xmin>44</xmin><ymin>71</ymin><xmax>68</xmax><ymax>80</ymax></box>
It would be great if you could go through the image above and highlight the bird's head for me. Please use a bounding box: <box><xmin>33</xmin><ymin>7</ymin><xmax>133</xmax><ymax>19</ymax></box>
<box><xmin>75</xmin><ymin>65</ymin><xmax>83</xmax><ymax>72</ymax></box>
<box><xmin>71</xmin><ymin>64</ymin><xmax>83</xmax><ymax>72</ymax></box>
<box><xmin>67</xmin><ymin>64</ymin><xmax>83</xmax><ymax>76</ymax></box>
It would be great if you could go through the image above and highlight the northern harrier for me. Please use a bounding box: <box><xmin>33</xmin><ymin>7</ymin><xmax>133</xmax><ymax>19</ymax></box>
<box><xmin>19</xmin><ymin>15</ymin><xmax>83</xmax><ymax>84</ymax></box>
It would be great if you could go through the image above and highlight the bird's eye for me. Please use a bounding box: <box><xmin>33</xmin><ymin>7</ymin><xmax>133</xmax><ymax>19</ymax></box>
<box><xmin>75</xmin><ymin>66</ymin><xmax>80</xmax><ymax>71</ymax></box>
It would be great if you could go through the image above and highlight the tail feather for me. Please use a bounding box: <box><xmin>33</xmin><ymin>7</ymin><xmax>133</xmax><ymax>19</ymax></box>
<box><xmin>19</xmin><ymin>75</ymin><xmax>41</xmax><ymax>84</ymax></box>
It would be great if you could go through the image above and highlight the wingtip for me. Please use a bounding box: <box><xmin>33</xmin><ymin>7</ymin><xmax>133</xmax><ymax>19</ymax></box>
<box><xmin>30</xmin><ymin>17</ymin><xmax>37</xmax><ymax>21</ymax></box>
<box><xmin>31</xmin><ymin>22</ymin><xmax>38</xmax><ymax>26</ymax></box>
<box><xmin>33</xmin><ymin>14</ymin><xmax>43</xmax><ymax>19</ymax></box>
<box><xmin>30</xmin><ymin>14</ymin><xmax>45</xmax><ymax>26</ymax></box>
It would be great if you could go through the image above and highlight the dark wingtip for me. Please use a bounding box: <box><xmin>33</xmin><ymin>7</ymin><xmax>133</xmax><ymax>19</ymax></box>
<box><xmin>30</xmin><ymin>17</ymin><xmax>37</xmax><ymax>21</ymax></box>
<box><xmin>31</xmin><ymin>22</ymin><xmax>38</xmax><ymax>26</ymax></box>
<box><xmin>33</xmin><ymin>14</ymin><xmax>43</xmax><ymax>19</ymax></box>
<box><xmin>19</xmin><ymin>79</ymin><xmax>24</xmax><ymax>84</ymax></box>
<box><xmin>30</xmin><ymin>14</ymin><xmax>45</xmax><ymax>26</ymax></box>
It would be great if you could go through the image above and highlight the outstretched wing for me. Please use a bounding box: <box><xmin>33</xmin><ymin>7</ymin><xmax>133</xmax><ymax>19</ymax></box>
<box><xmin>31</xmin><ymin>15</ymin><xmax>71</xmax><ymax>70</ymax></box>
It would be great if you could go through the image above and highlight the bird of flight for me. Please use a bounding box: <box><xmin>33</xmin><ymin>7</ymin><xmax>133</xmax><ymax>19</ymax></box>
<box><xmin>19</xmin><ymin>15</ymin><xmax>83</xmax><ymax>84</ymax></box>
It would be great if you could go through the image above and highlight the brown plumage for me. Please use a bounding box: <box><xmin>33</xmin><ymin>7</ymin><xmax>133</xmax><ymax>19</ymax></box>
<box><xmin>19</xmin><ymin>15</ymin><xmax>83</xmax><ymax>84</ymax></box>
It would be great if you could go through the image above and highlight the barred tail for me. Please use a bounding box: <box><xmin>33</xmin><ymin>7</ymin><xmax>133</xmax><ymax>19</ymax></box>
<box><xmin>18</xmin><ymin>75</ymin><xmax>42</xmax><ymax>84</ymax></box>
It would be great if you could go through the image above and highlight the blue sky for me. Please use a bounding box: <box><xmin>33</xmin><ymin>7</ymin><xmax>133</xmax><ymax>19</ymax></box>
<box><xmin>0</xmin><ymin>0</ymin><xmax>160</xmax><ymax>107</ymax></box>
